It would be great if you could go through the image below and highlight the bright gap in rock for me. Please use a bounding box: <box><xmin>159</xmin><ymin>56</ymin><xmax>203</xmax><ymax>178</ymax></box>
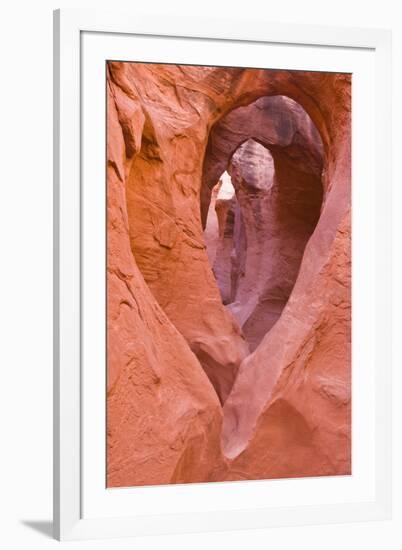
<box><xmin>204</xmin><ymin>134</ymin><xmax>323</xmax><ymax>352</ymax></box>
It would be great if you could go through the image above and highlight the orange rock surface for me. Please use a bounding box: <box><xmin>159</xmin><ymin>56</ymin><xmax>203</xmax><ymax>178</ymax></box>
<box><xmin>107</xmin><ymin>62</ymin><xmax>351</xmax><ymax>487</ymax></box>
<box><xmin>203</xmin><ymin>96</ymin><xmax>324</xmax><ymax>351</ymax></box>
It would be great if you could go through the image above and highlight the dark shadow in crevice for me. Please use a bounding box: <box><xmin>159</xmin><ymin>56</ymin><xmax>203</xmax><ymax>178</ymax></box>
<box><xmin>202</xmin><ymin>96</ymin><xmax>324</xmax><ymax>352</ymax></box>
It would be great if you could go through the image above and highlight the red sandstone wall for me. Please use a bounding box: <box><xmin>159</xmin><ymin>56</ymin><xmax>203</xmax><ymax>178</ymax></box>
<box><xmin>106</xmin><ymin>62</ymin><xmax>351</xmax><ymax>487</ymax></box>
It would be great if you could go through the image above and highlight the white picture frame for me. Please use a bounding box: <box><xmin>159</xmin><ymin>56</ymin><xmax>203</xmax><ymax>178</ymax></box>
<box><xmin>53</xmin><ymin>8</ymin><xmax>392</xmax><ymax>541</ymax></box>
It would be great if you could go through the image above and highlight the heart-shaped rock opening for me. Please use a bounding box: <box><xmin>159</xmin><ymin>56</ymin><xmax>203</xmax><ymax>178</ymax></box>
<box><xmin>107</xmin><ymin>62</ymin><xmax>351</xmax><ymax>488</ymax></box>
<box><xmin>203</xmin><ymin>96</ymin><xmax>324</xmax><ymax>360</ymax></box>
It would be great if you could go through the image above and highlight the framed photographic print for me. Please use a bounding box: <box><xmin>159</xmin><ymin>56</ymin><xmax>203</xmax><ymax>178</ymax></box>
<box><xmin>53</xmin><ymin>8</ymin><xmax>392</xmax><ymax>540</ymax></box>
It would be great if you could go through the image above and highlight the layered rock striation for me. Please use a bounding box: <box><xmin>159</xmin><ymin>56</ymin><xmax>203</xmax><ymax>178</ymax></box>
<box><xmin>107</xmin><ymin>62</ymin><xmax>351</xmax><ymax>486</ymax></box>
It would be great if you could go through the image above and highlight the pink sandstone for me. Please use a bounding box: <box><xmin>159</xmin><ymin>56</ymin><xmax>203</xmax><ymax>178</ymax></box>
<box><xmin>106</xmin><ymin>62</ymin><xmax>351</xmax><ymax>486</ymax></box>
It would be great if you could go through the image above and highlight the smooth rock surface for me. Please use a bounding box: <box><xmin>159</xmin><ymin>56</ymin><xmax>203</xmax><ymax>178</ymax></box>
<box><xmin>107</xmin><ymin>62</ymin><xmax>351</xmax><ymax>486</ymax></box>
<box><xmin>107</xmin><ymin>69</ymin><xmax>225</xmax><ymax>487</ymax></box>
<box><xmin>203</xmin><ymin>96</ymin><xmax>324</xmax><ymax>351</ymax></box>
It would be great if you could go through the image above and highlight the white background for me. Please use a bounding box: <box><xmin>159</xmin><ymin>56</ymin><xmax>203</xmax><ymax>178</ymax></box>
<box><xmin>0</xmin><ymin>0</ymin><xmax>400</xmax><ymax>548</ymax></box>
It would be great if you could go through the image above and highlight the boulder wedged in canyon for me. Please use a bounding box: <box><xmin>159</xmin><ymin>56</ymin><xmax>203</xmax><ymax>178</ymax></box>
<box><xmin>107</xmin><ymin>61</ymin><xmax>351</xmax><ymax>486</ymax></box>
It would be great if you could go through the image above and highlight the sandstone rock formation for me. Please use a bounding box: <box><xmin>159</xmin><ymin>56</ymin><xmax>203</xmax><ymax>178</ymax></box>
<box><xmin>223</xmin><ymin>210</ymin><xmax>351</xmax><ymax>479</ymax></box>
<box><xmin>206</xmin><ymin>173</ymin><xmax>237</xmax><ymax>305</ymax></box>
<box><xmin>107</xmin><ymin>78</ymin><xmax>224</xmax><ymax>487</ymax></box>
<box><xmin>107</xmin><ymin>61</ymin><xmax>351</xmax><ymax>487</ymax></box>
<box><xmin>203</xmin><ymin>183</ymin><xmax>221</xmax><ymax>267</ymax></box>
<box><xmin>202</xmin><ymin>96</ymin><xmax>324</xmax><ymax>351</ymax></box>
<box><xmin>118</xmin><ymin>62</ymin><xmax>249</xmax><ymax>405</ymax></box>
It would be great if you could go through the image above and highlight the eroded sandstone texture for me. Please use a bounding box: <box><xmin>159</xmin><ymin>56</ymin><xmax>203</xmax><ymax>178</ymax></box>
<box><xmin>203</xmin><ymin>96</ymin><xmax>324</xmax><ymax>349</ymax></box>
<box><xmin>107</xmin><ymin>62</ymin><xmax>351</xmax><ymax>487</ymax></box>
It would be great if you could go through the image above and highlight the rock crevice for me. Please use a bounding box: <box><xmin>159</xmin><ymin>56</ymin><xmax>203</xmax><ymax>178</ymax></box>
<box><xmin>107</xmin><ymin>62</ymin><xmax>351</xmax><ymax>486</ymax></box>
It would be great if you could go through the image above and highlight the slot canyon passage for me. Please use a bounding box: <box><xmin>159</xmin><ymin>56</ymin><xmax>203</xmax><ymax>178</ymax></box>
<box><xmin>107</xmin><ymin>62</ymin><xmax>351</xmax><ymax>487</ymax></box>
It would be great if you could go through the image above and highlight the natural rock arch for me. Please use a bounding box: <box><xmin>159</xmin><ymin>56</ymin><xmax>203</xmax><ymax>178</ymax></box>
<box><xmin>202</xmin><ymin>96</ymin><xmax>325</xmax><ymax>351</ymax></box>
<box><xmin>106</xmin><ymin>62</ymin><xmax>351</xmax><ymax>487</ymax></box>
<box><xmin>201</xmin><ymin>95</ymin><xmax>324</xmax><ymax>226</ymax></box>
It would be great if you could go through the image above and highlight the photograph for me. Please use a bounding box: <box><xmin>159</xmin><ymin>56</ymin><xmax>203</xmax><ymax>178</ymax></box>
<box><xmin>0</xmin><ymin>1</ymin><xmax>398</xmax><ymax>546</ymax></box>
<box><xmin>106</xmin><ymin>61</ymin><xmax>352</xmax><ymax>488</ymax></box>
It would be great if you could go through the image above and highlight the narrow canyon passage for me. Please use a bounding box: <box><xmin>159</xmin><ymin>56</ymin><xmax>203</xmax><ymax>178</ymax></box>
<box><xmin>124</xmin><ymin>92</ymin><xmax>324</xmax><ymax>404</ymax></box>
<box><xmin>107</xmin><ymin>62</ymin><xmax>351</xmax><ymax>488</ymax></box>
<box><xmin>203</xmin><ymin>96</ymin><xmax>324</xmax><ymax>353</ymax></box>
